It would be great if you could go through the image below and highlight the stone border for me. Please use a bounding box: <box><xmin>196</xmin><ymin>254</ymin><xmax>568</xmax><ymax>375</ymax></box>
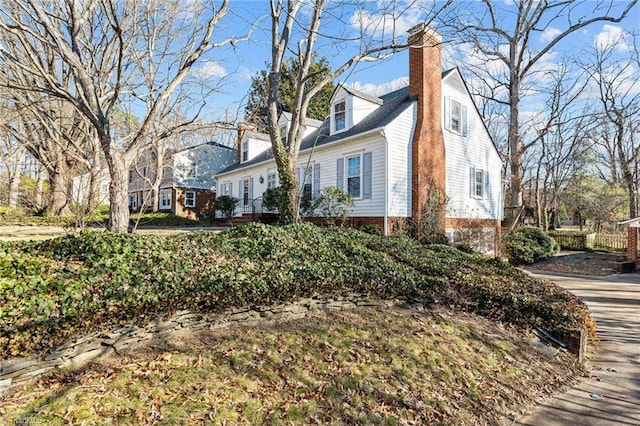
<box><xmin>0</xmin><ymin>293</ymin><xmax>425</xmax><ymax>394</ymax></box>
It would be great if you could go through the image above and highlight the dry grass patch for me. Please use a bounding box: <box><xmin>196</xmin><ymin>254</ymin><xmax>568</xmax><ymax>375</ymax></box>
<box><xmin>1</xmin><ymin>306</ymin><xmax>582</xmax><ymax>425</ymax></box>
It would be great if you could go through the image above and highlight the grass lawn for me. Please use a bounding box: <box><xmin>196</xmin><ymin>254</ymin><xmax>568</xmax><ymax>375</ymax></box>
<box><xmin>0</xmin><ymin>307</ymin><xmax>581</xmax><ymax>425</ymax></box>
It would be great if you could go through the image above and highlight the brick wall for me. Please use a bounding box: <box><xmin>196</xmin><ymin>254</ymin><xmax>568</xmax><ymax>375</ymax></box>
<box><xmin>174</xmin><ymin>188</ymin><xmax>216</xmax><ymax>219</ymax></box>
<box><xmin>627</xmin><ymin>227</ymin><xmax>637</xmax><ymax>262</ymax></box>
<box><xmin>445</xmin><ymin>218</ymin><xmax>502</xmax><ymax>255</ymax></box>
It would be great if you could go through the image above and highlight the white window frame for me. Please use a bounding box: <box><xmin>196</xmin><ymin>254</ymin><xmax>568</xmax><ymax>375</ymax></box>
<box><xmin>185</xmin><ymin>190</ymin><xmax>196</xmax><ymax>208</ymax></box>
<box><xmin>129</xmin><ymin>194</ymin><xmax>138</xmax><ymax>210</ymax></box>
<box><xmin>159</xmin><ymin>190</ymin><xmax>172</xmax><ymax>209</ymax></box>
<box><xmin>242</xmin><ymin>178</ymin><xmax>250</xmax><ymax>206</ymax></box>
<box><xmin>472</xmin><ymin>168</ymin><xmax>485</xmax><ymax>199</ymax></box>
<box><xmin>220</xmin><ymin>181</ymin><xmax>232</xmax><ymax>196</ymax></box>
<box><xmin>333</xmin><ymin>100</ymin><xmax>346</xmax><ymax>132</ymax></box>
<box><xmin>451</xmin><ymin>100</ymin><xmax>461</xmax><ymax>133</ymax></box>
<box><xmin>241</xmin><ymin>140</ymin><xmax>249</xmax><ymax>162</ymax></box>
<box><xmin>444</xmin><ymin>97</ymin><xmax>468</xmax><ymax>136</ymax></box>
<box><xmin>267</xmin><ymin>171</ymin><xmax>277</xmax><ymax>189</ymax></box>
<box><xmin>345</xmin><ymin>153</ymin><xmax>362</xmax><ymax>199</ymax></box>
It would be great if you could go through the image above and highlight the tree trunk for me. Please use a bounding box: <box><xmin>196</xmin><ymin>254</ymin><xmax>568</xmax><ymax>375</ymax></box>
<box><xmin>35</xmin><ymin>165</ymin><xmax>45</xmax><ymax>209</ymax></box>
<box><xmin>508</xmin><ymin>73</ymin><xmax>523</xmax><ymax>208</ymax></box>
<box><xmin>105</xmin><ymin>147</ymin><xmax>131</xmax><ymax>233</ymax></box>
<box><xmin>87</xmin><ymin>146</ymin><xmax>102</xmax><ymax>213</ymax></box>
<box><xmin>48</xmin><ymin>170</ymin><xmax>70</xmax><ymax>216</ymax></box>
<box><xmin>151</xmin><ymin>186</ymin><xmax>159</xmax><ymax>213</ymax></box>
<box><xmin>276</xmin><ymin>151</ymin><xmax>297</xmax><ymax>224</ymax></box>
<box><xmin>7</xmin><ymin>148</ymin><xmax>23</xmax><ymax>209</ymax></box>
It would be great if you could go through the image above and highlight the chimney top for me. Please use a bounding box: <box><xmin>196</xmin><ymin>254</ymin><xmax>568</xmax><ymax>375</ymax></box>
<box><xmin>407</xmin><ymin>23</ymin><xmax>442</xmax><ymax>43</ymax></box>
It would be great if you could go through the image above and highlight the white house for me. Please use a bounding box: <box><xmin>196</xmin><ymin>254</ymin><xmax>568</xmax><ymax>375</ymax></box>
<box><xmin>215</xmin><ymin>24</ymin><xmax>503</xmax><ymax>253</ymax></box>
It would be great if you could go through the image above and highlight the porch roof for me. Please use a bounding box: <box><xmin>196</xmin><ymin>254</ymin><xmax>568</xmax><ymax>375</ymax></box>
<box><xmin>618</xmin><ymin>217</ymin><xmax>640</xmax><ymax>228</ymax></box>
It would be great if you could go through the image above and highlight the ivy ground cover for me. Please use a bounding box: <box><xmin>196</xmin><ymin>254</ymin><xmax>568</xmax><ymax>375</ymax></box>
<box><xmin>1</xmin><ymin>222</ymin><xmax>595</xmax><ymax>360</ymax></box>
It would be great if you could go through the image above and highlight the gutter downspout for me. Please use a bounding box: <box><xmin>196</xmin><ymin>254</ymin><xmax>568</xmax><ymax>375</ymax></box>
<box><xmin>382</xmin><ymin>129</ymin><xmax>389</xmax><ymax>236</ymax></box>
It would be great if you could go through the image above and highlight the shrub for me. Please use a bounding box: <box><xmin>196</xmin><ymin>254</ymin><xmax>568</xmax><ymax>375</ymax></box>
<box><xmin>505</xmin><ymin>227</ymin><xmax>559</xmax><ymax>265</ymax></box>
<box><xmin>216</xmin><ymin>195</ymin><xmax>239</xmax><ymax>220</ymax></box>
<box><xmin>410</xmin><ymin>182</ymin><xmax>448</xmax><ymax>245</ymax></box>
<box><xmin>262</xmin><ymin>187</ymin><xmax>281</xmax><ymax>212</ymax></box>
<box><xmin>311</xmin><ymin>186</ymin><xmax>354</xmax><ymax>225</ymax></box>
<box><xmin>357</xmin><ymin>223</ymin><xmax>384</xmax><ymax>236</ymax></box>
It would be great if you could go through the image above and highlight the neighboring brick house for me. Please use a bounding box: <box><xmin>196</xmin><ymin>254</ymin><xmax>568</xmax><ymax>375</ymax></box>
<box><xmin>128</xmin><ymin>141</ymin><xmax>237</xmax><ymax>219</ymax></box>
<box><xmin>215</xmin><ymin>24</ymin><xmax>503</xmax><ymax>253</ymax></box>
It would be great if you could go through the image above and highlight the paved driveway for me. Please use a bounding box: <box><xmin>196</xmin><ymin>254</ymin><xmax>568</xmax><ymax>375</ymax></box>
<box><xmin>518</xmin><ymin>272</ymin><xmax>640</xmax><ymax>425</ymax></box>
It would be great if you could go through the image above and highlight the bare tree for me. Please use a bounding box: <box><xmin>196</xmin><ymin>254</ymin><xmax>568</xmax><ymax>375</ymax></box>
<box><xmin>521</xmin><ymin>62</ymin><xmax>591</xmax><ymax>229</ymax></box>
<box><xmin>582</xmin><ymin>31</ymin><xmax>640</xmax><ymax>218</ymax></box>
<box><xmin>3</xmin><ymin>94</ymin><xmax>100</xmax><ymax>215</ymax></box>
<box><xmin>444</xmin><ymin>0</ymin><xmax>638</xmax><ymax>209</ymax></box>
<box><xmin>0</xmin><ymin>0</ymin><xmax>234</xmax><ymax>232</ymax></box>
<box><xmin>267</xmin><ymin>0</ymin><xmax>453</xmax><ymax>223</ymax></box>
<box><xmin>0</xmin><ymin>137</ymin><xmax>24</xmax><ymax>209</ymax></box>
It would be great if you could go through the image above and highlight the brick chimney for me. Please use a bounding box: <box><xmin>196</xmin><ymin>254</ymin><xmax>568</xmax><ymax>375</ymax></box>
<box><xmin>407</xmin><ymin>24</ymin><xmax>446</xmax><ymax>221</ymax></box>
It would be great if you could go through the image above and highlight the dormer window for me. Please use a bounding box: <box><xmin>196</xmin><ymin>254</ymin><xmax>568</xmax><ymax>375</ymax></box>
<box><xmin>334</xmin><ymin>100</ymin><xmax>346</xmax><ymax>131</ymax></box>
<box><xmin>241</xmin><ymin>140</ymin><xmax>248</xmax><ymax>162</ymax></box>
<box><xmin>280</xmin><ymin>125</ymin><xmax>287</xmax><ymax>142</ymax></box>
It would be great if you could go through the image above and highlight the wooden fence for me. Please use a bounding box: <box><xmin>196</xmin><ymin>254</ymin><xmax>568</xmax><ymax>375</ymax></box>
<box><xmin>593</xmin><ymin>234</ymin><xmax>627</xmax><ymax>252</ymax></box>
<box><xmin>548</xmin><ymin>232</ymin><xmax>628</xmax><ymax>252</ymax></box>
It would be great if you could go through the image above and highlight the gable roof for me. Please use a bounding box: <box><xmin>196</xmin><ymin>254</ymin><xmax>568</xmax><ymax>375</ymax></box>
<box><xmin>338</xmin><ymin>85</ymin><xmax>384</xmax><ymax>105</ymax></box>
<box><xmin>442</xmin><ymin>67</ymin><xmax>501</xmax><ymax>157</ymax></box>
<box><xmin>280</xmin><ymin>112</ymin><xmax>324</xmax><ymax>128</ymax></box>
<box><xmin>217</xmin><ymin>70</ymin><xmax>456</xmax><ymax>176</ymax></box>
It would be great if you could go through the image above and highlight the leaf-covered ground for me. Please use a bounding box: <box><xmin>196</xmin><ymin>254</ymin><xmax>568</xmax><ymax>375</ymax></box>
<box><xmin>527</xmin><ymin>252</ymin><xmax>619</xmax><ymax>276</ymax></box>
<box><xmin>0</xmin><ymin>306</ymin><xmax>582</xmax><ymax>425</ymax></box>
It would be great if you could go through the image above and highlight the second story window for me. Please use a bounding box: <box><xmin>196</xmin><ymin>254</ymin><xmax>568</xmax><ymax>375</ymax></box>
<box><xmin>242</xmin><ymin>140</ymin><xmax>248</xmax><ymax>162</ymax></box>
<box><xmin>451</xmin><ymin>100</ymin><xmax>461</xmax><ymax>133</ymax></box>
<box><xmin>334</xmin><ymin>100</ymin><xmax>346</xmax><ymax>131</ymax></box>
<box><xmin>444</xmin><ymin>97</ymin><xmax>468</xmax><ymax>136</ymax></box>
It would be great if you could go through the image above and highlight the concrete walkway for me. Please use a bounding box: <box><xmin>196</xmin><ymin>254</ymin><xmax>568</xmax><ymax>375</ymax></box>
<box><xmin>518</xmin><ymin>272</ymin><xmax>640</xmax><ymax>425</ymax></box>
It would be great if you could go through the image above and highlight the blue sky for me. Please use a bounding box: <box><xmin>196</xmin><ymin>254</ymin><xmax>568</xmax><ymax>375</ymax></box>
<box><xmin>195</xmin><ymin>0</ymin><xmax>640</xmax><ymax>123</ymax></box>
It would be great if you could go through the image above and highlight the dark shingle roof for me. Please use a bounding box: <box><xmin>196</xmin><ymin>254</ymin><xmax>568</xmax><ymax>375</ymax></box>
<box><xmin>217</xmin><ymin>70</ymin><xmax>455</xmax><ymax>176</ymax></box>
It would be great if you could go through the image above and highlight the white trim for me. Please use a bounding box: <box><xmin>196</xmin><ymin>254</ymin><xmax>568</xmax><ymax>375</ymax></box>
<box><xmin>215</xmin><ymin>127</ymin><xmax>385</xmax><ymax>179</ymax></box>
<box><xmin>184</xmin><ymin>190</ymin><xmax>196</xmax><ymax>208</ymax></box>
<box><xmin>332</xmin><ymin>98</ymin><xmax>347</xmax><ymax>134</ymax></box>
<box><xmin>345</xmin><ymin>153</ymin><xmax>363</xmax><ymax>200</ymax></box>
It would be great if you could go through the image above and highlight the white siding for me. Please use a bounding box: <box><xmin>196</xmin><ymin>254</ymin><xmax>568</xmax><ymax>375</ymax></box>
<box><xmin>442</xmin><ymin>72</ymin><xmax>502</xmax><ymax>221</ymax></box>
<box><xmin>306</xmin><ymin>135</ymin><xmax>386</xmax><ymax>217</ymax></box>
<box><xmin>351</xmin><ymin>96</ymin><xmax>380</xmax><ymax>127</ymax></box>
<box><xmin>329</xmin><ymin>86</ymin><xmax>381</xmax><ymax>135</ymax></box>
<box><xmin>217</xmin><ymin>133</ymin><xmax>387</xmax><ymax>218</ymax></box>
<box><xmin>246</xmin><ymin>136</ymin><xmax>271</xmax><ymax>163</ymax></box>
<box><xmin>385</xmin><ymin>102</ymin><xmax>417</xmax><ymax>217</ymax></box>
